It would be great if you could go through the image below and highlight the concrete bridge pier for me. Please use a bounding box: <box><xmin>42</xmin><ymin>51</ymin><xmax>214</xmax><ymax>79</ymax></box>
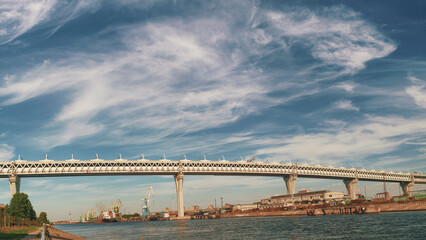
<box><xmin>174</xmin><ymin>172</ymin><xmax>184</xmax><ymax>219</ymax></box>
<box><xmin>343</xmin><ymin>178</ymin><xmax>358</xmax><ymax>200</ymax></box>
<box><xmin>283</xmin><ymin>174</ymin><xmax>297</xmax><ymax>195</ymax></box>
<box><xmin>400</xmin><ymin>181</ymin><xmax>414</xmax><ymax>197</ymax></box>
<box><xmin>9</xmin><ymin>174</ymin><xmax>21</xmax><ymax>197</ymax></box>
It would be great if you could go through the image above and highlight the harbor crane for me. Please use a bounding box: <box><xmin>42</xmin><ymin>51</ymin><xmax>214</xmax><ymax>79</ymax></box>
<box><xmin>142</xmin><ymin>185</ymin><xmax>154</xmax><ymax>219</ymax></box>
<box><xmin>111</xmin><ymin>199</ymin><xmax>122</xmax><ymax>219</ymax></box>
<box><xmin>80</xmin><ymin>208</ymin><xmax>95</xmax><ymax>222</ymax></box>
<box><xmin>96</xmin><ymin>199</ymin><xmax>121</xmax><ymax>220</ymax></box>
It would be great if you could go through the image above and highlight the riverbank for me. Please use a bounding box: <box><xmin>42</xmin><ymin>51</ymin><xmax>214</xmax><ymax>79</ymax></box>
<box><xmin>0</xmin><ymin>226</ymin><xmax>40</xmax><ymax>240</ymax></box>
<box><xmin>53</xmin><ymin>201</ymin><xmax>426</xmax><ymax>227</ymax></box>
<box><xmin>220</xmin><ymin>200</ymin><xmax>426</xmax><ymax>218</ymax></box>
<box><xmin>53</xmin><ymin>212</ymin><xmax>426</xmax><ymax>239</ymax></box>
<box><xmin>20</xmin><ymin>225</ymin><xmax>85</xmax><ymax>240</ymax></box>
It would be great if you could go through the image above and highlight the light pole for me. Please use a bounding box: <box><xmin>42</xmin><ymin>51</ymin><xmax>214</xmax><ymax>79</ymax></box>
<box><xmin>171</xmin><ymin>197</ymin><xmax>175</xmax><ymax>212</ymax></box>
<box><xmin>364</xmin><ymin>186</ymin><xmax>367</xmax><ymax>198</ymax></box>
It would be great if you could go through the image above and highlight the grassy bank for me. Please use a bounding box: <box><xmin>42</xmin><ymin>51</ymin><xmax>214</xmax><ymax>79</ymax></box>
<box><xmin>0</xmin><ymin>226</ymin><xmax>41</xmax><ymax>240</ymax></box>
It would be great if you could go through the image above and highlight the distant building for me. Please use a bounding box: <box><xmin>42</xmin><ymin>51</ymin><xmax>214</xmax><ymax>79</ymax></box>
<box><xmin>232</xmin><ymin>203</ymin><xmax>259</xmax><ymax>211</ymax></box>
<box><xmin>206</xmin><ymin>204</ymin><xmax>215</xmax><ymax>211</ymax></box>
<box><xmin>375</xmin><ymin>192</ymin><xmax>390</xmax><ymax>200</ymax></box>
<box><xmin>159</xmin><ymin>212</ymin><xmax>170</xmax><ymax>218</ymax></box>
<box><xmin>261</xmin><ymin>190</ymin><xmax>345</xmax><ymax>206</ymax></box>
<box><xmin>191</xmin><ymin>206</ymin><xmax>200</xmax><ymax>212</ymax></box>
<box><xmin>224</xmin><ymin>203</ymin><xmax>232</xmax><ymax>208</ymax></box>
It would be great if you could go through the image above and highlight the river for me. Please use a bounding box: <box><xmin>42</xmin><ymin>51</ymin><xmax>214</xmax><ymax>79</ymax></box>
<box><xmin>55</xmin><ymin>212</ymin><xmax>426</xmax><ymax>239</ymax></box>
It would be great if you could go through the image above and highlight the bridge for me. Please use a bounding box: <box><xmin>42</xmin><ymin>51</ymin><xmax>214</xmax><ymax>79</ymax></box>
<box><xmin>1</xmin><ymin>158</ymin><xmax>425</xmax><ymax>219</ymax></box>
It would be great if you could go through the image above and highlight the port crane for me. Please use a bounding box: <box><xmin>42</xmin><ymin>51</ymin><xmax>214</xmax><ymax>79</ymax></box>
<box><xmin>111</xmin><ymin>199</ymin><xmax>122</xmax><ymax>219</ymax></box>
<box><xmin>142</xmin><ymin>185</ymin><xmax>154</xmax><ymax>219</ymax></box>
<box><xmin>96</xmin><ymin>199</ymin><xmax>121</xmax><ymax>220</ymax></box>
<box><xmin>80</xmin><ymin>208</ymin><xmax>95</xmax><ymax>222</ymax></box>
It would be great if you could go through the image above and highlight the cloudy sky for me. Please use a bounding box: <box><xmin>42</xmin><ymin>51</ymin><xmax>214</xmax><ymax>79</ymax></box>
<box><xmin>0</xmin><ymin>0</ymin><xmax>425</xmax><ymax>221</ymax></box>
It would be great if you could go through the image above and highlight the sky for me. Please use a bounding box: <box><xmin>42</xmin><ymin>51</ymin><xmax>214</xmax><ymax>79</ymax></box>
<box><xmin>0</xmin><ymin>0</ymin><xmax>425</xmax><ymax>221</ymax></box>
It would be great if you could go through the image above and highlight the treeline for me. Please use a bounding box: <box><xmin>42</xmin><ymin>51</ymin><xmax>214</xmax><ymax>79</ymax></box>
<box><xmin>121</xmin><ymin>212</ymin><xmax>141</xmax><ymax>220</ymax></box>
<box><xmin>0</xmin><ymin>192</ymin><xmax>49</xmax><ymax>227</ymax></box>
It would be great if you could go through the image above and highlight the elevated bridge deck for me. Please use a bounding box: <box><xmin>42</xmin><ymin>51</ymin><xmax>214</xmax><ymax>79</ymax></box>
<box><xmin>0</xmin><ymin>159</ymin><xmax>424</xmax><ymax>183</ymax></box>
<box><xmin>1</xmin><ymin>159</ymin><xmax>424</xmax><ymax>219</ymax></box>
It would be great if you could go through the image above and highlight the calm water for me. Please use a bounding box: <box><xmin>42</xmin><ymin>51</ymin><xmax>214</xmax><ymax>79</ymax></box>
<box><xmin>55</xmin><ymin>212</ymin><xmax>426</xmax><ymax>239</ymax></box>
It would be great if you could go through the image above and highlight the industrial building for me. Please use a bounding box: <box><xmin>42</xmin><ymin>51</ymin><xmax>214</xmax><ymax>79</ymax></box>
<box><xmin>190</xmin><ymin>206</ymin><xmax>200</xmax><ymax>212</ymax></box>
<box><xmin>232</xmin><ymin>203</ymin><xmax>259</xmax><ymax>212</ymax></box>
<box><xmin>261</xmin><ymin>190</ymin><xmax>345</xmax><ymax>206</ymax></box>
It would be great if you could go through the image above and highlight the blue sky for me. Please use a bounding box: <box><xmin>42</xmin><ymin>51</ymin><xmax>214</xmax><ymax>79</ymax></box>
<box><xmin>0</xmin><ymin>0</ymin><xmax>425</xmax><ymax>221</ymax></box>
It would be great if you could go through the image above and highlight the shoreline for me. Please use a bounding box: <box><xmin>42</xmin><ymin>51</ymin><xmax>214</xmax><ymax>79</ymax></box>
<box><xmin>54</xmin><ymin>201</ymin><xmax>426</xmax><ymax>225</ymax></box>
<box><xmin>22</xmin><ymin>225</ymin><xmax>86</xmax><ymax>240</ymax></box>
<box><xmin>220</xmin><ymin>201</ymin><xmax>426</xmax><ymax>218</ymax></box>
<box><xmin>51</xmin><ymin>210</ymin><xmax>426</xmax><ymax>239</ymax></box>
<box><xmin>50</xmin><ymin>203</ymin><xmax>425</xmax><ymax>239</ymax></box>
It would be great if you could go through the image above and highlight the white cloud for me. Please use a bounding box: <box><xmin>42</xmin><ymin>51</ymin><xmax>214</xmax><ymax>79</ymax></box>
<box><xmin>333</xmin><ymin>99</ymin><xmax>359</xmax><ymax>111</ymax></box>
<box><xmin>375</xmin><ymin>155</ymin><xmax>426</xmax><ymax>168</ymax></box>
<box><xmin>0</xmin><ymin>0</ymin><xmax>100</xmax><ymax>45</ymax></box>
<box><xmin>0</xmin><ymin>19</ymin><xmax>268</xmax><ymax>148</ymax></box>
<box><xmin>249</xmin><ymin>29</ymin><xmax>273</xmax><ymax>45</ymax></box>
<box><xmin>256</xmin><ymin>116</ymin><xmax>426</xmax><ymax>163</ymax></box>
<box><xmin>0</xmin><ymin>2</ymin><xmax>398</xmax><ymax>150</ymax></box>
<box><xmin>0</xmin><ymin>143</ymin><xmax>14</xmax><ymax>160</ymax></box>
<box><xmin>334</xmin><ymin>82</ymin><xmax>357</xmax><ymax>93</ymax></box>
<box><xmin>36</xmin><ymin>120</ymin><xmax>104</xmax><ymax>149</ymax></box>
<box><xmin>405</xmin><ymin>77</ymin><xmax>426</xmax><ymax>108</ymax></box>
<box><xmin>0</xmin><ymin>0</ymin><xmax>57</xmax><ymax>44</ymax></box>
<box><xmin>265</xmin><ymin>6</ymin><xmax>396</xmax><ymax>73</ymax></box>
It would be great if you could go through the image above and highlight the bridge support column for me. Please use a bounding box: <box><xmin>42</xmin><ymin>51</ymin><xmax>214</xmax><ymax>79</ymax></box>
<box><xmin>283</xmin><ymin>174</ymin><xmax>297</xmax><ymax>195</ymax></box>
<box><xmin>343</xmin><ymin>178</ymin><xmax>358</xmax><ymax>200</ymax></box>
<box><xmin>174</xmin><ymin>172</ymin><xmax>184</xmax><ymax>219</ymax></box>
<box><xmin>400</xmin><ymin>181</ymin><xmax>414</xmax><ymax>197</ymax></box>
<box><xmin>9</xmin><ymin>175</ymin><xmax>21</xmax><ymax>197</ymax></box>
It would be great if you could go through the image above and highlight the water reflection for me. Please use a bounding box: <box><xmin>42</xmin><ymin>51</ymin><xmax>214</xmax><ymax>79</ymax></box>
<box><xmin>55</xmin><ymin>212</ymin><xmax>426</xmax><ymax>240</ymax></box>
<box><xmin>177</xmin><ymin>220</ymin><xmax>187</xmax><ymax>239</ymax></box>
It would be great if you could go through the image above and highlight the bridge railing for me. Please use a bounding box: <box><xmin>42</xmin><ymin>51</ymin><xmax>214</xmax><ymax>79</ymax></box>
<box><xmin>0</xmin><ymin>160</ymin><xmax>420</xmax><ymax>183</ymax></box>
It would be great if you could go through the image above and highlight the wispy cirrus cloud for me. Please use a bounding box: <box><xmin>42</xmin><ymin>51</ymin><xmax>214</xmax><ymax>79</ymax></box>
<box><xmin>255</xmin><ymin>116</ymin><xmax>426</xmax><ymax>163</ymax></box>
<box><xmin>333</xmin><ymin>99</ymin><xmax>360</xmax><ymax>111</ymax></box>
<box><xmin>0</xmin><ymin>18</ymin><xmax>267</xmax><ymax>148</ymax></box>
<box><xmin>263</xmin><ymin>6</ymin><xmax>396</xmax><ymax>73</ymax></box>
<box><xmin>0</xmin><ymin>0</ymin><xmax>56</xmax><ymax>44</ymax></box>
<box><xmin>406</xmin><ymin>76</ymin><xmax>426</xmax><ymax>108</ymax></box>
<box><xmin>0</xmin><ymin>0</ymin><xmax>100</xmax><ymax>45</ymax></box>
<box><xmin>0</xmin><ymin>2</ymin><xmax>398</xmax><ymax>151</ymax></box>
<box><xmin>334</xmin><ymin>81</ymin><xmax>357</xmax><ymax>93</ymax></box>
<box><xmin>0</xmin><ymin>143</ymin><xmax>14</xmax><ymax>160</ymax></box>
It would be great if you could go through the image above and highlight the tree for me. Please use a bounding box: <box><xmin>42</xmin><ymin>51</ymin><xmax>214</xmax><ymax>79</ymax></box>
<box><xmin>132</xmin><ymin>213</ymin><xmax>140</xmax><ymax>217</ymax></box>
<box><xmin>38</xmin><ymin>212</ymin><xmax>49</xmax><ymax>224</ymax></box>
<box><xmin>5</xmin><ymin>192</ymin><xmax>36</xmax><ymax>221</ymax></box>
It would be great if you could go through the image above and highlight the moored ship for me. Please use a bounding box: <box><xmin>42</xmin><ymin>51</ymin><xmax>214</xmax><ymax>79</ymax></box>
<box><xmin>101</xmin><ymin>210</ymin><xmax>117</xmax><ymax>222</ymax></box>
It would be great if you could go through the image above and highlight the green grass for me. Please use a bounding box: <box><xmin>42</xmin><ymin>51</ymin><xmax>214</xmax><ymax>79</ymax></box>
<box><xmin>0</xmin><ymin>226</ymin><xmax>41</xmax><ymax>240</ymax></box>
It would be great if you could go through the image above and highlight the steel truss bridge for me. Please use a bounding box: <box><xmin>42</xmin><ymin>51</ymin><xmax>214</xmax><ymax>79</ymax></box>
<box><xmin>1</xmin><ymin>159</ymin><xmax>425</xmax><ymax>218</ymax></box>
